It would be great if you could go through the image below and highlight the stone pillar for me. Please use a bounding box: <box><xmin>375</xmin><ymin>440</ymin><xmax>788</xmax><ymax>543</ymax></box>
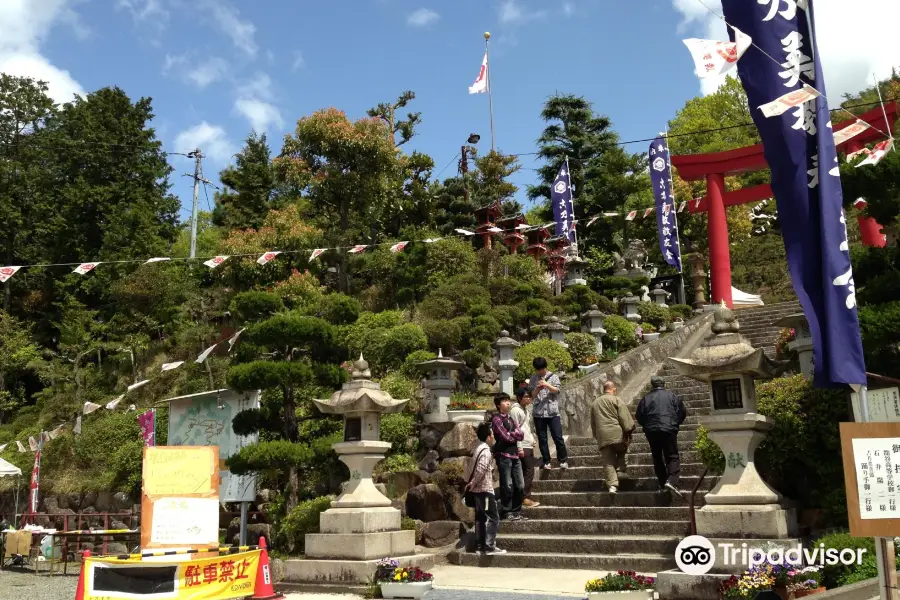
<box><xmin>546</xmin><ymin>316</ymin><xmax>569</xmax><ymax>348</ymax></box>
<box><xmin>688</xmin><ymin>252</ymin><xmax>707</xmax><ymax>312</ymax></box>
<box><xmin>774</xmin><ymin>313</ymin><xmax>815</xmax><ymax>379</ymax></box>
<box><xmin>706</xmin><ymin>172</ymin><xmax>733</xmax><ymax>308</ymax></box>
<box><xmin>650</xmin><ymin>284</ymin><xmax>670</xmax><ymax>308</ymax></box>
<box><xmin>581</xmin><ymin>304</ymin><xmax>606</xmax><ymax>356</ymax></box>
<box><xmin>565</xmin><ymin>257</ymin><xmax>588</xmax><ymax>288</ymax></box>
<box><xmin>621</xmin><ymin>296</ymin><xmax>642</xmax><ymax>323</ymax></box>
<box><xmin>495</xmin><ymin>331</ymin><xmax>520</xmax><ymax>396</ymax></box>
<box><xmin>419</xmin><ymin>350</ymin><xmax>464</xmax><ymax>424</ymax></box>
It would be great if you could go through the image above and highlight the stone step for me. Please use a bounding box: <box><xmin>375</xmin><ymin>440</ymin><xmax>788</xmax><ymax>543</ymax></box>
<box><xmin>501</xmin><ymin>518</ymin><xmax>691</xmax><ymax>536</ymax></box>
<box><xmin>567</xmin><ymin>438</ymin><xmax>700</xmax><ymax>458</ymax></box>
<box><xmin>529</xmin><ymin>490</ymin><xmax>694</xmax><ymax>507</ymax></box>
<box><xmin>451</xmin><ymin>550</ymin><xmax>675</xmax><ymax>573</ymax></box>
<box><xmin>496</xmin><ymin>533</ymin><xmax>681</xmax><ymax>555</ymax></box>
<box><xmin>568</xmin><ymin>448</ymin><xmax>701</xmax><ymax>466</ymax></box>
<box><xmin>522</xmin><ymin>505</ymin><xmax>691</xmax><ymax>521</ymax></box>
<box><xmin>629</xmin><ymin>439</ymin><xmax>698</xmax><ymax>454</ymax></box>
<box><xmin>539</xmin><ymin>463</ymin><xmax>708</xmax><ymax>480</ymax></box>
<box><xmin>569</xmin><ymin>430</ymin><xmax>698</xmax><ymax>447</ymax></box>
<box><xmin>532</xmin><ymin>475</ymin><xmax>714</xmax><ymax>493</ymax></box>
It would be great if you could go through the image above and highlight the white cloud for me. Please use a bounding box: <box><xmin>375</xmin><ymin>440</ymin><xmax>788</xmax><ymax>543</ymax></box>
<box><xmin>201</xmin><ymin>0</ymin><xmax>258</xmax><ymax>58</ymax></box>
<box><xmin>174</xmin><ymin>122</ymin><xmax>235</xmax><ymax>163</ymax></box>
<box><xmin>407</xmin><ymin>8</ymin><xmax>440</xmax><ymax>27</ymax></box>
<box><xmin>233</xmin><ymin>73</ymin><xmax>284</xmax><ymax>133</ymax></box>
<box><xmin>0</xmin><ymin>0</ymin><xmax>86</xmax><ymax>103</ymax></box>
<box><xmin>163</xmin><ymin>54</ymin><xmax>229</xmax><ymax>89</ymax></box>
<box><xmin>671</xmin><ymin>0</ymin><xmax>900</xmax><ymax>99</ymax></box>
<box><xmin>291</xmin><ymin>51</ymin><xmax>306</xmax><ymax>72</ymax></box>
<box><xmin>117</xmin><ymin>0</ymin><xmax>168</xmax><ymax>24</ymax></box>
<box><xmin>498</xmin><ymin>0</ymin><xmax>547</xmax><ymax>24</ymax></box>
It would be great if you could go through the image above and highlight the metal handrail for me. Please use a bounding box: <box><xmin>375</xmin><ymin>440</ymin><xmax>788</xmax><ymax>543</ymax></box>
<box><xmin>689</xmin><ymin>467</ymin><xmax>709</xmax><ymax>536</ymax></box>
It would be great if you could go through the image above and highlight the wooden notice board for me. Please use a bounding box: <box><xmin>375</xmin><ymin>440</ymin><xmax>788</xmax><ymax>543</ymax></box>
<box><xmin>141</xmin><ymin>446</ymin><xmax>220</xmax><ymax>550</ymax></box>
<box><xmin>840</xmin><ymin>422</ymin><xmax>900</xmax><ymax>537</ymax></box>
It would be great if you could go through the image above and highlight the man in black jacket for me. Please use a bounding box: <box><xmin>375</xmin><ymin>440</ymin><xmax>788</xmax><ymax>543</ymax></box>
<box><xmin>636</xmin><ymin>376</ymin><xmax>686</xmax><ymax>497</ymax></box>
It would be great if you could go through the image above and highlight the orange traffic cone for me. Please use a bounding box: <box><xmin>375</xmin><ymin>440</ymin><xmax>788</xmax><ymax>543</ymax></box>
<box><xmin>250</xmin><ymin>537</ymin><xmax>284</xmax><ymax>600</ymax></box>
<box><xmin>74</xmin><ymin>549</ymin><xmax>90</xmax><ymax>600</ymax></box>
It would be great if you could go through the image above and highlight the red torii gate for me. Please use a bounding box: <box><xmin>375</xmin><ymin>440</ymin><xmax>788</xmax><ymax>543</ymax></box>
<box><xmin>671</xmin><ymin>102</ymin><xmax>897</xmax><ymax>308</ymax></box>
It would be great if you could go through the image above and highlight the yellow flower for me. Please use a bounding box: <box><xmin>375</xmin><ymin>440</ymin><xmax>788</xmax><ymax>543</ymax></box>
<box><xmin>394</xmin><ymin>574</ymin><xmax>401</xmax><ymax>581</ymax></box>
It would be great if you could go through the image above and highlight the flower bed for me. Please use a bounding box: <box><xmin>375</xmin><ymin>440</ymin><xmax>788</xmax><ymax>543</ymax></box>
<box><xmin>375</xmin><ymin>558</ymin><xmax>434</xmax><ymax>599</ymax></box>
<box><xmin>718</xmin><ymin>559</ymin><xmax>824</xmax><ymax>600</ymax></box>
<box><xmin>585</xmin><ymin>571</ymin><xmax>655</xmax><ymax>600</ymax></box>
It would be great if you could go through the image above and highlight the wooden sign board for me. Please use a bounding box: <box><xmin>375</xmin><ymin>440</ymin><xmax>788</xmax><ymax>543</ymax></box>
<box><xmin>840</xmin><ymin>422</ymin><xmax>900</xmax><ymax>537</ymax></box>
<box><xmin>141</xmin><ymin>446</ymin><xmax>220</xmax><ymax>550</ymax></box>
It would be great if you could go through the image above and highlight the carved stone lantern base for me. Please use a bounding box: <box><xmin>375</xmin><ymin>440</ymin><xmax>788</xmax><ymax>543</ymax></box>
<box><xmin>331</xmin><ymin>440</ymin><xmax>393</xmax><ymax>509</ymax></box>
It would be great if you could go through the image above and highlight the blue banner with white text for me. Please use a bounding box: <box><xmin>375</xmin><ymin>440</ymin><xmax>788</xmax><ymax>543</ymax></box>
<box><xmin>649</xmin><ymin>136</ymin><xmax>682</xmax><ymax>273</ymax></box>
<box><xmin>721</xmin><ymin>0</ymin><xmax>866</xmax><ymax>387</ymax></box>
<box><xmin>551</xmin><ymin>162</ymin><xmax>576</xmax><ymax>243</ymax></box>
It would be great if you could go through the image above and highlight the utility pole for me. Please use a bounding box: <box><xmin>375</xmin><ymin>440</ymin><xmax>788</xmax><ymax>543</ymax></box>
<box><xmin>184</xmin><ymin>149</ymin><xmax>213</xmax><ymax>259</ymax></box>
<box><xmin>459</xmin><ymin>145</ymin><xmax>470</xmax><ymax>206</ymax></box>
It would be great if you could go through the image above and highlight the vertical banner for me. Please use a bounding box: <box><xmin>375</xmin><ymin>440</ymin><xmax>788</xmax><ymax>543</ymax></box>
<box><xmin>138</xmin><ymin>409</ymin><xmax>156</xmax><ymax>446</ymax></box>
<box><xmin>649</xmin><ymin>136</ymin><xmax>683</xmax><ymax>272</ymax></box>
<box><xmin>551</xmin><ymin>162</ymin><xmax>576</xmax><ymax>243</ymax></box>
<box><xmin>24</xmin><ymin>447</ymin><xmax>41</xmax><ymax>525</ymax></box>
<box><xmin>722</xmin><ymin>0</ymin><xmax>866</xmax><ymax>387</ymax></box>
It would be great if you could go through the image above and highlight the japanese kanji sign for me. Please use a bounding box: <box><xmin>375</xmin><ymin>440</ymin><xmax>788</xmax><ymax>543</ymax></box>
<box><xmin>551</xmin><ymin>162</ymin><xmax>576</xmax><ymax>243</ymax></box>
<box><xmin>722</xmin><ymin>0</ymin><xmax>867</xmax><ymax>387</ymax></box>
<box><xmin>649</xmin><ymin>136</ymin><xmax>682</xmax><ymax>273</ymax></box>
<box><xmin>80</xmin><ymin>549</ymin><xmax>261</xmax><ymax>600</ymax></box>
<box><xmin>840</xmin><ymin>422</ymin><xmax>900</xmax><ymax>537</ymax></box>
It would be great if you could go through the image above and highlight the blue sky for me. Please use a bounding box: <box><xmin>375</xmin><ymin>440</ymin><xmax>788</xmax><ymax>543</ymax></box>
<box><xmin>3</xmin><ymin>0</ymin><xmax>898</xmax><ymax>222</ymax></box>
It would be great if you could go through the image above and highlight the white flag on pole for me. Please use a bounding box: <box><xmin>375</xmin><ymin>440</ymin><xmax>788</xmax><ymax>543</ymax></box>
<box><xmin>759</xmin><ymin>85</ymin><xmax>821</xmax><ymax>118</ymax></box>
<box><xmin>145</xmin><ymin>257</ymin><xmax>170</xmax><ymax>264</ymax></box>
<box><xmin>74</xmin><ymin>262</ymin><xmax>100</xmax><ymax>275</ymax></box>
<box><xmin>196</xmin><ymin>343</ymin><xmax>218</xmax><ymax>363</ymax></box>
<box><xmin>83</xmin><ymin>401</ymin><xmax>102</xmax><ymax>415</ymax></box>
<box><xmin>203</xmin><ymin>256</ymin><xmax>229</xmax><ymax>269</ymax></box>
<box><xmin>161</xmin><ymin>361</ymin><xmax>184</xmax><ymax>372</ymax></box>
<box><xmin>469</xmin><ymin>52</ymin><xmax>488</xmax><ymax>94</ymax></box>
<box><xmin>0</xmin><ymin>266</ymin><xmax>21</xmax><ymax>283</ymax></box>
<box><xmin>257</xmin><ymin>251</ymin><xmax>281</xmax><ymax>265</ymax></box>
<box><xmin>682</xmin><ymin>28</ymin><xmax>751</xmax><ymax>79</ymax></box>
<box><xmin>106</xmin><ymin>395</ymin><xmax>125</xmax><ymax>410</ymax></box>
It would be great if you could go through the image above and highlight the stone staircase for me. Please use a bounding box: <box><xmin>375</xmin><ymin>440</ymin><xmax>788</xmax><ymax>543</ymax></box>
<box><xmin>450</xmin><ymin>300</ymin><xmax>801</xmax><ymax>573</ymax></box>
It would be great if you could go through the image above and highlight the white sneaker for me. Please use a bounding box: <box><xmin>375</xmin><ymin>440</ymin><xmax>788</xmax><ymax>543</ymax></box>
<box><xmin>540</xmin><ymin>463</ymin><xmax>553</xmax><ymax>471</ymax></box>
<box><xmin>609</xmin><ymin>486</ymin><xmax>618</xmax><ymax>494</ymax></box>
<box><xmin>559</xmin><ymin>462</ymin><xmax>569</xmax><ymax>470</ymax></box>
<box><xmin>665</xmin><ymin>482</ymin><xmax>684</xmax><ymax>498</ymax></box>
<box><xmin>486</xmin><ymin>548</ymin><xmax>508</xmax><ymax>555</ymax></box>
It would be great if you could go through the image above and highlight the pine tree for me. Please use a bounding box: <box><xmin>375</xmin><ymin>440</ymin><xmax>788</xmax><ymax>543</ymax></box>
<box><xmin>213</xmin><ymin>132</ymin><xmax>275</xmax><ymax>230</ymax></box>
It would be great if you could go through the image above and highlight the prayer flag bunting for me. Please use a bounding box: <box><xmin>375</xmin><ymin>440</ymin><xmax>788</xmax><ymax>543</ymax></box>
<box><xmin>390</xmin><ymin>241</ymin><xmax>409</xmax><ymax>253</ymax></box>
<box><xmin>424</xmin><ymin>238</ymin><xmax>442</xmax><ymax>243</ymax></box>
<box><xmin>83</xmin><ymin>401</ymin><xmax>102</xmax><ymax>415</ymax></box>
<box><xmin>0</xmin><ymin>266</ymin><xmax>21</xmax><ymax>283</ymax></box>
<box><xmin>257</xmin><ymin>251</ymin><xmax>281</xmax><ymax>265</ymax></box>
<box><xmin>309</xmin><ymin>249</ymin><xmax>326</xmax><ymax>262</ymax></box>
<box><xmin>455</xmin><ymin>229</ymin><xmax>475</xmax><ymax>236</ymax></box>
<box><xmin>16</xmin><ymin>441</ymin><xmax>26</xmax><ymax>452</ymax></box>
<box><xmin>586</xmin><ymin>217</ymin><xmax>599</xmax><ymax>227</ymax></box>
<box><xmin>144</xmin><ymin>257</ymin><xmax>170</xmax><ymax>264</ymax></box>
<box><xmin>833</xmin><ymin>119</ymin><xmax>870</xmax><ymax>146</ymax></box>
<box><xmin>643</xmin><ymin>208</ymin><xmax>654</xmax><ymax>218</ymax></box>
<box><xmin>161</xmin><ymin>361</ymin><xmax>184</xmax><ymax>372</ymax></box>
<box><xmin>625</xmin><ymin>211</ymin><xmax>637</xmax><ymax>221</ymax></box>
<box><xmin>487</xmin><ymin>226</ymin><xmax>503</xmax><ymax>233</ymax></box>
<box><xmin>678</xmin><ymin>202</ymin><xmax>687</xmax><ymax>213</ymax></box>
<box><xmin>196</xmin><ymin>343</ymin><xmax>217</xmax><ymax>363</ymax></box>
<box><xmin>682</xmin><ymin>27</ymin><xmax>751</xmax><ymax>79</ymax></box>
<box><xmin>759</xmin><ymin>85</ymin><xmax>821</xmax><ymax>118</ymax></box>
<box><xmin>348</xmin><ymin>245</ymin><xmax>369</xmax><ymax>254</ymax></box>
<box><xmin>855</xmin><ymin>139</ymin><xmax>893</xmax><ymax>167</ymax></box>
<box><xmin>28</xmin><ymin>436</ymin><xmax>37</xmax><ymax>452</ymax></box>
<box><xmin>74</xmin><ymin>262</ymin><xmax>100</xmax><ymax>275</ymax></box>
<box><xmin>228</xmin><ymin>329</ymin><xmax>245</xmax><ymax>351</ymax></box>
<box><xmin>127</xmin><ymin>380</ymin><xmax>150</xmax><ymax>392</ymax></box>
<box><xmin>203</xmin><ymin>256</ymin><xmax>229</xmax><ymax>269</ymax></box>
<box><xmin>106</xmin><ymin>395</ymin><xmax>125</xmax><ymax>410</ymax></box>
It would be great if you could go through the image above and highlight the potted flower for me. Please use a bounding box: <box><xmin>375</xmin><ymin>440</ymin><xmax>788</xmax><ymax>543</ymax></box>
<box><xmin>719</xmin><ymin>566</ymin><xmax>776</xmax><ymax>600</ymax></box>
<box><xmin>672</xmin><ymin>317</ymin><xmax>684</xmax><ymax>330</ymax></box>
<box><xmin>447</xmin><ymin>395</ymin><xmax>488</xmax><ymax>424</ymax></box>
<box><xmin>789</xmin><ymin>567</ymin><xmax>825</xmax><ymax>597</ymax></box>
<box><xmin>375</xmin><ymin>558</ymin><xmax>434</xmax><ymax>599</ymax></box>
<box><xmin>584</xmin><ymin>570</ymin><xmax>655</xmax><ymax>600</ymax></box>
<box><xmin>641</xmin><ymin>323</ymin><xmax>660</xmax><ymax>342</ymax></box>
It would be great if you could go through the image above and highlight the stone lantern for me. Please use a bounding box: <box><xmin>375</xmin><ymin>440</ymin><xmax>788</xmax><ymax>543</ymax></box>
<box><xmin>772</xmin><ymin>313</ymin><xmax>814</xmax><ymax>379</ymax></box>
<box><xmin>581</xmin><ymin>305</ymin><xmax>607</xmax><ymax>356</ymax></box>
<box><xmin>419</xmin><ymin>349</ymin><xmax>464</xmax><ymax>424</ymax></box>
<box><xmin>295</xmin><ymin>356</ymin><xmax>431</xmax><ymax>584</ymax></box>
<box><xmin>621</xmin><ymin>295</ymin><xmax>642</xmax><ymax>323</ymax></box>
<box><xmin>688</xmin><ymin>252</ymin><xmax>708</xmax><ymax>312</ymax></box>
<box><xmin>667</xmin><ymin>303</ymin><xmax>794</xmax><ymax>540</ymax></box>
<box><xmin>564</xmin><ymin>255</ymin><xmax>588</xmax><ymax>288</ymax></box>
<box><xmin>495</xmin><ymin>331</ymin><xmax>520</xmax><ymax>396</ymax></box>
<box><xmin>650</xmin><ymin>284</ymin><xmax>670</xmax><ymax>308</ymax></box>
<box><xmin>545</xmin><ymin>316</ymin><xmax>569</xmax><ymax>348</ymax></box>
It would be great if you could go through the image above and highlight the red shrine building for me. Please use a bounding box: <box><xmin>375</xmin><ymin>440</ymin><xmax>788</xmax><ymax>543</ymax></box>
<box><xmin>671</xmin><ymin>102</ymin><xmax>896</xmax><ymax>308</ymax></box>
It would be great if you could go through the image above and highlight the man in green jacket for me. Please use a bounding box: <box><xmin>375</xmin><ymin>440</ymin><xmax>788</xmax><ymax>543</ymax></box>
<box><xmin>590</xmin><ymin>380</ymin><xmax>635</xmax><ymax>494</ymax></box>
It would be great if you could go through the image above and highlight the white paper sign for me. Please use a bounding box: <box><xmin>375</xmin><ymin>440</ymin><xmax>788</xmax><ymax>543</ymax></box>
<box><xmin>851</xmin><ymin>387</ymin><xmax>900</xmax><ymax>422</ymax></box>
<box><xmin>852</xmin><ymin>437</ymin><xmax>900</xmax><ymax>519</ymax></box>
<box><xmin>151</xmin><ymin>497</ymin><xmax>219</xmax><ymax>545</ymax></box>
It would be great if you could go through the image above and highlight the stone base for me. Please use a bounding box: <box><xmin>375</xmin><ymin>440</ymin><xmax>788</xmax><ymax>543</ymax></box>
<box><xmin>696</xmin><ymin>504</ymin><xmax>797</xmax><ymax>538</ymax></box>
<box><xmin>705</xmin><ymin>537</ymin><xmax>802</xmax><ymax>573</ymax></box>
<box><xmin>305</xmin><ymin>530</ymin><xmax>414</xmax><ymax>560</ymax></box>
<box><xmin>283</xmin><ymin>553</ymin><xmax>434</xmax><ymax>585</ymax></box>
<box><xmin>422</xmin><ymin>412</ymin><xmax>450</xmax><ymax>424</ymax></box>
<box><xmin>656</xmin><ymin>569</ymin><xmax>731</xmax><ymax>600</ymax></box>
<box><xmin>320</xmin><ymin>507</ymin><xmax>400</xmax><ymax>534</ymax></box>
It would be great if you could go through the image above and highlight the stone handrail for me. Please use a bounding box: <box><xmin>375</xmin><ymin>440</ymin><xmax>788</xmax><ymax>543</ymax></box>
<box><xmin>559</xmin><ymin>312</ymin><xmax>715</xmax><ymax>439</ymax></box>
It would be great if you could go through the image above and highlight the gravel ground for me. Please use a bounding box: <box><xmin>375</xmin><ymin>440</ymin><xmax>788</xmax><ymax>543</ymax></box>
<box><xmin>0</xmin><ymin>569</ymin><xmax>579</xmax><ymax>600</ymax></box>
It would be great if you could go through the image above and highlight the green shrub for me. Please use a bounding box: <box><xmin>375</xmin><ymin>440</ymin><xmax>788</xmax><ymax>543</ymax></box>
<box><xmin>813</xmin><ymin>532</ymin><xmax>876</xmax><ymax>588</ymax></box>
<box><xmin>424</xmin><ymin>238</ymin><xmax>478</xmax><ymax>288</ymax></box>
<box><xmin>374</xmin><ymin>453</ymin><xmax>418</xmax><ymax>476</ymax></box>
<box><xmin>513</xmin><ymin>339</ymin><xmax>574</xmax><ymax>381</ymax></box>
<box><xmin>422</xmin><ymin>319</ymin><xmax>464</xmax><ymax>354</ymax></box>
<box><xmin>603</xmin><ymin>315</ymin><xmax>638</xmax><ymax>351</ymax></box>
<box><xmin>638</xmin><ymin>302</ymin><xmax>669</xmax><ymax>329</ymax></box>
<box><xmin>308</xmin><ymin>293</ymin><xmax>360</xmax><ymax>325</ymax></box>
<box><xmin>695</xmin><ymin>427</ymin><xmax>725</xmax><ymax>474</ymax></box>
<box><xmin>378</xmin><ymin>374</ymin><xmax>418</xmax><ymax>410</ymax></box>
<box><xmin>380</xmin><ymin>413</ymin><xmax>416</xmax><ymax>452</ymax></box>
<box><xmin>600</xmin><ymin>276</ymin><xmax>643</xmax><ymax>298</ymax></box>
<box><xmin>565</xmin><ymin>332</ymin><xmax>598</xmax><ymax>366</ymax></box>
<box><xmin>230</xmin><ymin>291</ymin><xmax>284</xmax><ymax>323</ymax></box>
<box><xmin>400</xmin><ymin>516</ymin><xmax>420</xmax><ymax>533</ymax></box>
<box><xmin>278</xmin><ymin>495</ymin><xmax>333</xmax><ymax>553</ymax></box>
<box><xmin>640</xmin><ymin>322</ymin><xmax>657</xmax><ymax>334</ymax></box>
<box><xmin>400</xmin><ymin>350</ymin><xmax>436</xmax><ymax>379</ymax></box>
<box><xmin>470</xmin><ymin>314</ymin><xmax>501</xmax><ymax>343</ymax></box>
<box><xmin>669</xmin><ymin>304</ymin><xmax>693</xmax><ymax>320</ymax></box>
<box><xmin>838</xmin><ymin>553</ymin><xmax>877</xmax><ymax>587</ymax></box>
<box><xmin>556</xmin><ymin>285</ymin><xmax>603</xmax><ymax>317</ymax></box>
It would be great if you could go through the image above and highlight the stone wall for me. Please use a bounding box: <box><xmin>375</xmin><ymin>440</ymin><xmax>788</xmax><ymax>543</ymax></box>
<box><xmin>558</xmin><ymin>312</ymin><xmax>714</xmax><ymax>438</ymax></box>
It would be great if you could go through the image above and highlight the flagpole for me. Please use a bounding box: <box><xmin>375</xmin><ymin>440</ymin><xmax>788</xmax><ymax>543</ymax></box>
<box><xmin>873</xmin><ymin>73</ymin><xmax>895</xmax><ymax>149</ymax></box>
<box><xmin>485</xmin><ymin>32</ymin><xmax>495</xmax><ymax>151</ymax></box>
<box><xmin>566</xmin><ymin>155</ymin><xmax>578</xmax><ymax>250</ymax></box>
<box><xmin>664</xmin><ymin>128</ymin><xmax>684</xmax><ymax>275</ymax></box>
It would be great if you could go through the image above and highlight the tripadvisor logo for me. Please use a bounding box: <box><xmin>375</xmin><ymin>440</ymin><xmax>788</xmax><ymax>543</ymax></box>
<box><xmin>675</xmin><ymin>536</ymin><xmax>867</xmax><ymax>576</ymax></box>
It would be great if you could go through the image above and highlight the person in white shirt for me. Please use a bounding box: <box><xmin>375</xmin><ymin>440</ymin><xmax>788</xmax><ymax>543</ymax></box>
<box><xmin>512</xmin><ymin>387</ymin><xmax>540</xmax><ymax>508</ymax></box>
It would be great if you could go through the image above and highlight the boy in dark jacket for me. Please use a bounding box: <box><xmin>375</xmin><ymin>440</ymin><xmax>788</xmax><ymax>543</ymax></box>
<box><xmin>491</xmin><ymin>392</ymin><xmax>527</xmax><ymax>521</ymax></box>
<box><xmin>636</xmin><ymin>376</ymin><xmax>687</xmax><ymax>497</ymax></box>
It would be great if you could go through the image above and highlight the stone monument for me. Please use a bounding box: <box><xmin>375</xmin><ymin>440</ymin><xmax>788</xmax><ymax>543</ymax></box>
<box><xmin>772</xmin><ymin>313</ymin><xmax>814</xmax><ymax>379</ymax></box>
<box><xmin>545</xmin><ymin>316</ymin><xmax>569</xmax><ymax>348</ymax></box>
<box><xmin>656</xmin><ymin>304</ymin><xmax>795</xmax><ymax>600</ymax></box>
<box><xmin>621</xmin><ymin>295</ymin><xmax>642</xmax><ymax>323</ymax></box>
<box><xmin>495</xmin><ymin>331</ymin><xmax>520</xmax><ymax>396</ymax></box>
<box><xmin>564</xmin><ymin>255</ymin><xmax>588</xmax><ymax>287</ymax></box>
<box><xmin>651</xmin><ymin>284</ymin><xmax>670</xmax><ymax>308</ymax></box>
<box><xmin>581</xmin><ymin>304</ymin><xmax>607</xmax><ymax>357</ymax></box>
<box><xmin>688</xmin><ymin>251</ymin><xmax>708</xmax><ymax>313</ymax></box>
<box><xmin>419</xmin><ymin>350</ymin><xmax>464</xmax><ymax>424</ymax></box>
<box><xmin>289</xmin><ymin>356</ymin><xmax>432</xmax><ymax>585</ymax></box>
